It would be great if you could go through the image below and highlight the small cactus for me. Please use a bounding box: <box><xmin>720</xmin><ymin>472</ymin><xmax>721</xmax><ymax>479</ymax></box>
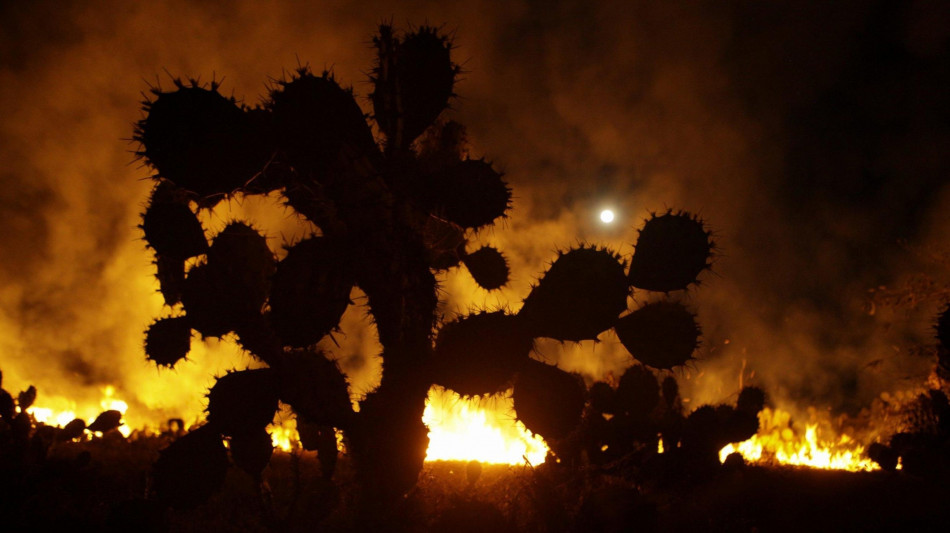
<box><xmin>57</xmin><ymin>418</ymin><xmax>86</xmax><ymax>441</ymax></box>
<box><xmin>87</xmin><ymin>410</ymin><xmax>123</xmax><ymax>433</ymax></box>
<box><xmin>17</xmin><ymin>385</ymin><xmax>36</xmax><ymax>412</ymax></box>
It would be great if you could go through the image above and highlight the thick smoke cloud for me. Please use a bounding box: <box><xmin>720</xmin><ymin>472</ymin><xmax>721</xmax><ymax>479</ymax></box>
<box><xmin>1</xmin><ymin>0</ymin><xmax>948</xmax><ymax>427</ymax></box>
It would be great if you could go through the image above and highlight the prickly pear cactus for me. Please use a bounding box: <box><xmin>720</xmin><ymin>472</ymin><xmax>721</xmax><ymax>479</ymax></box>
<box><xmin>132</xmin><ymin>23</ymin><xmax>715</xmax><ymax>521</ymax></box>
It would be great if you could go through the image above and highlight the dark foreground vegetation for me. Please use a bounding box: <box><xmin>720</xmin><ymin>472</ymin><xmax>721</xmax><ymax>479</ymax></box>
<box><xmin>3</xmin><ymin>430</ymin><xmax>950</xmax><ymax>532</ymax></box>
<box><xmin>5</xmin><ymin>365</ymin><xmax>950</xmax><ymax>531</ymax></box>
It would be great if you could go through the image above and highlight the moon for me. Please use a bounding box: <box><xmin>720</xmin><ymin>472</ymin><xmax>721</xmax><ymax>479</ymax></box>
<box><xmin>600</xmin><ymin>209</ymin><xmax>615</xmax><ymax>224</ymax></box>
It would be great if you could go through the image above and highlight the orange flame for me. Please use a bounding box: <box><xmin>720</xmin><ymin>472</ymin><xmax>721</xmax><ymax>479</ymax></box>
<box><xmin>422</xmin><ymin>386</ymin><xmax>549</xmax><ymax>465</ymax></box>
<box><xmin>27</xmin><ymin>385</ymin><xmax>132</xmax><ymax>438</ymax></box>
<box><xmin>719</xmin><ymin>407</ymin><xmax>879</xmax><ymax>472</ymax></box>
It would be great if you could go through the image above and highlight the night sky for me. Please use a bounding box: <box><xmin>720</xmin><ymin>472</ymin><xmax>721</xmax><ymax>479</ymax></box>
<box><xmin>1</xmin><ymin>0</ymin><xmax>949</xmax><ymax>425</ymax></box>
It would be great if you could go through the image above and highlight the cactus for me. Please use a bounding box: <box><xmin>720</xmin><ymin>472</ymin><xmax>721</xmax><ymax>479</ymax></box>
<box><xmin>152</xmin><ymin>424</ymin><xmax>230</xmax><ymax>509</ymax></box>
<box><xmin>614</xmin><ymin>301</ymin><xmax>701</xmax><ymax>370</ymax></box>
<box><xmin>513</xmin><ymin>359</ymin><xmax>587</xmax><ymax>444</ymax></box>
<box><xmin>144</xmin><ymin>316</ymin><xmax>191</xmax><ymax>368</ymax></box>
<box><xmin>461</xmin><ymin>246</ymin><xmax>510</xmax><ymax>290</ymax></box>
<box><xmin>519</xmin><ymin>245</ymin><xmax>630</xmax><ymax>342</ymax></box>
<box><xmin>134</xmin><ymin>79</ymin><xmax>268</xmax><ymax>202</ymax></box>
<box><xmin>628</xmin><ymin>210</ymin><xmax>714</xmax><ymax>292</ymax></box>
<box><xmin>132</xmin><ymin>23</ymin><xmax>716</xmax><ymax>522</ymax></box>
<box><xmin>433</xmin><ymin>311</ymin><xmax>533</xmax><ymax>397</ymax></box>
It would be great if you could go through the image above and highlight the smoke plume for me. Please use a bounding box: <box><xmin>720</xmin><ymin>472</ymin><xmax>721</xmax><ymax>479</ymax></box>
<box><xmin>1</xmin><ymin>0</ymin><xmax>948</xmax><ymax>427</ymax></box>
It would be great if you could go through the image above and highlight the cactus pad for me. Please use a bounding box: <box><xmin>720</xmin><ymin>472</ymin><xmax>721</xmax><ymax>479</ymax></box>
<box><xmin>206</xmin><ymin>368</ymin><xmax>280</xmax><ymax>437</ymax></box>
<box><xmin>144</xmin><ymin>316</ymin><xmax>192</xmax><ymax>368</ymax></box>
<box><xmin>513</xmin><ymin>359</ymin><xmax>586</xmax><ymax>442</ymax></box>
<box><xmin>135</xmin><ymin>80</ymin><xmax>267</xmax><ymax>198</ymax></box>
<box><xmin>277</xmin><ymin>348</ymin><xmax>353</xmax><ymax>428</ymax></box>
<box><xmin>372</xmin><ymin>25</ymin><xmax>458</xmax><ymax>148</ymax></box>
<box><xmin>429</xmin><ymin>159</ymin><xmax>511</xmax><ymax>229</ymax></box>
<box><xmin>88</xmin><ymin>410</ymin><xmax>124</xmax><ymax>433</ymax></box>
<box><xmin>181</xmin><ymin>222</ymin><xmax>275</xmax><ymax>334</ymax></box>
<box><xmin>207</xmin><ymin>222</ymin><xmax>275</xmax><ymax>298</ymax></box>
<box><xmin>152</xmin><ymin>424</ymin><xmax>229</xmax><ymax>509</ymax></box>
<box><xmin>628</xmin><ymin>211</ymin><xmax>713</xmax><ymax>292</ymax></box>
<box><xmin>181</xmin><ymin>263</ymin><xmax>234</xmax><ymax>338</ymax></box>
<box><xmin>433</xmin><ymin>311</ymin><xmax>533</xmax><ymax>397</ymax></box>
<box><xmin>615</xmin><ymin>364</ymin><xmax>660</xmax><ymax>418</ymax></box>
<box><xmin>269</xmin><ymin>68</ymin><xmax>376</xmax><ymax>173</ymax></box>
<box><xmin>461</xmin><ymin>246</ymin><xmax>509</xmax><ymax>291</ymax></box>
<box><xmin>141</xmin><ymin>183</ymin><xmax>208</xmax><ymax>260</ymax></box>
<box><xmin>520</xmin><ymin>246</ymin><xmax>629</xmax><ymax>341</ymax></box>
<box><xmin>614</xmin><ymin>301</ymin><xmax>700</xmax><ymax>370</ymax></box>
<box><xmin>268</xmin><ymin>237</ymin><xmax>352</xmax><ymax>348</ymax></box>
<box><xmin>229</xmin><ymin>428</ymin><xmax>274</xmax><ymax>478</ymax></box>
<box><xmin>154</xmin><ymin>255</ymin><xmax>186</xmax><ymax>306</ymax></box>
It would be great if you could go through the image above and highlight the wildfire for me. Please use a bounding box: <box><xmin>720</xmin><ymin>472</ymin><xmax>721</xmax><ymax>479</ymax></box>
<box><xmin>422</xmin><ymin>386</ymin><xmax>549</xmax><ymax>465</ymax></box>
<box><xmin>28</xmin><ymin>385</ymin><xmax>132</xmax><ymax>438</ymax></box>
<box><xmin>719</xmin><ymin>407</ymin><xmax>879</xmax><ymax>472</ymax></box>
<box><xmin>17</xmin><ymin>383</ymin><xmax>885</xmax><ymax>474</ymax></box>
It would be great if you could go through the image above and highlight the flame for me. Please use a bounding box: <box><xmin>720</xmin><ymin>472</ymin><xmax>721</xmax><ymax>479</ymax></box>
<box><xmin>269</xmin><ymin>419</ymin><xmax>300</xmax><ymax>451</ymax></box>
<box><xmin>422</xmin><ymin>386</ymin><xmax>549</xmax><ymax>465</ymax></box>
<box><xmin>719</xmin><ymin>407</ymin><xmax>878</xmax><ymax>472</ymax></box>
<box><xmin>28</xmin><ymin>385</ymin><xmax>132</xmax><ymax>438</ymax></box>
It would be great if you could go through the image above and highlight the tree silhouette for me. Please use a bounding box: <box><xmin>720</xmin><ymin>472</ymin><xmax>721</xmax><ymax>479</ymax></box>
<box><xmin>134</xmin><ymin>24</ymin><xmax>714</xmax><ymax>522</ymax></box>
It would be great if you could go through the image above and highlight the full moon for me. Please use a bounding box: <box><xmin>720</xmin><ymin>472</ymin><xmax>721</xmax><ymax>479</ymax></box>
<box><xmin>600</xmin><ymin>209</ymin><xmax>615</xmax><ymax>224</ymax></box>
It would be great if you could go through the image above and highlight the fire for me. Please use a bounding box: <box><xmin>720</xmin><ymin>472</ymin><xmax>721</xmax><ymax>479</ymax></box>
<box><xmin>719</xmin><ymin>407</ymin><xmax>879</xmax><ymax>472</ymax></box>
<box><xmin>28</xmin><ymin>385</ymin><xmax>132</xmax><ymax>438</ymax></box>
<box><xmin>422</xmin><ymin>386</ymin><xmax>549</xmax><ymax>465</ymax></box>
<box><xmin>262</xmin><ymin>386</ymin><xmax>551</xmax><ymax>464</ymax></box>
<box><xmin>269</xmin><ymin>419</ymin><xmax>300</xmax><ymax>451</ymax></box>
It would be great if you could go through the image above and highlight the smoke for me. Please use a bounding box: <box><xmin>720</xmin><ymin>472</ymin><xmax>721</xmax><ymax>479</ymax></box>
<box><xmin>1</xmin><ymin>0</ymin><xmax>948</xmax><ymax>428</ymax></box>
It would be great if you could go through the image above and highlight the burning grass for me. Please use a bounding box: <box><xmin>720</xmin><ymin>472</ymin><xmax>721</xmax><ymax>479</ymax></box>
<box><xmin>5</xmin><ymin>370</ymin><xmax>950</xmax><ymax>531</ymax></box>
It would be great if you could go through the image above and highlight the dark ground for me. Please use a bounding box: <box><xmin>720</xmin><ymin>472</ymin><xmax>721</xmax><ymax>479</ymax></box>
<box><xmin>3</xmin><ymin>433</ymin><xmax>950</xmax><ymax>532</ymax></box>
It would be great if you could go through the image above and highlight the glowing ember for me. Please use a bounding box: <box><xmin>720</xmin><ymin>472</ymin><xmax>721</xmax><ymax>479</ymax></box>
<box><xmin>719</xmin><ymin>408</ymin><xmax>878</xmax><ymax>472</ymax></box>
<box><xmin>423</xmin><ymin>386</ymin><xmax>548</xmax><ymax>465</ymax></box>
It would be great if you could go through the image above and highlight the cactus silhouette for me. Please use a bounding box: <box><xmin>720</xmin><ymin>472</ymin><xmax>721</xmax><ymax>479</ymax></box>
<box><xmin>133</xmin><ymin>24</ymin><xmax>714</xmax><ymax>521</ymax></box>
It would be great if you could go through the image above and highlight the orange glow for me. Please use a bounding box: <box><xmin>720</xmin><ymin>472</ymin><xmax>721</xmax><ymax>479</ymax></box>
<box><xmin>719</xmin><ymin>407</ymin><xmax>878</xmax><ymax>472</ymax></box>
<box><xmin>28</xmin><ymin>385</ymin><xmax>132</xmax><ymax>438</ymax></box>
<box><xmin>269</xmin><ymin>418</ymin><xmax>300</xmax><ymax>451</ymax></box>
<box><xmin>422</xmin><ymin>386</ymin><xmax>549</xmax><ymax>465</ymax></box>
